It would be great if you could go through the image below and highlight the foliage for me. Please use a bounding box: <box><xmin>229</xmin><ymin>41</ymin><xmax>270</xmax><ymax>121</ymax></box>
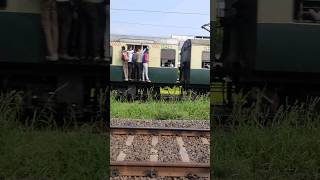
<box><xmin>110</xmin><ymin>90</ymin><xmax>210</xmax><ymax>120</ymax></box>
<box><xmin>0</xmin><ymin>91</ymin><xmax>108</xmax><ymax>179</ymax></box>
<box><xmin>212</xmin><ymin>91</ymin><xmax>320</xmax><ymax>179</ymax></box>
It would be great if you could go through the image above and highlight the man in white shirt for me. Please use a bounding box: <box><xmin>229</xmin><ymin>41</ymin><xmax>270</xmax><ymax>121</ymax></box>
<box><xmin>127</xmin><ymin>46</ymin><xmax>134</xmax><ymax>80</ymax></box>
<box><xmin>40</xmin><ymin>0</ymin><xmax>59</xmax><ymax>61</ymax></box>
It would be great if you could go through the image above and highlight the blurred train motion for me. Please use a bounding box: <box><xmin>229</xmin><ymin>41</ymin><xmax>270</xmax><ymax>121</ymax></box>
<box><xmin>0</xmin><ymin>0</ymin><xmax>110</xmax><ymax>121</ymax></box>
<box><xmin>211</xmin><ymin>0</ymin><xmax>320</xmax><ymax>108</ymax></box>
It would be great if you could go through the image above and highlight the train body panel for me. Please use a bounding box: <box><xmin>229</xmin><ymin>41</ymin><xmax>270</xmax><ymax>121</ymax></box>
<box><xmin>0</xmin><ymin>6</ymin><xmax>45</xmax><ymax>63</ymax></box>
<box><xmin>1</xmin><ymin>0</ymin><xmax>41</xmax><ymax>14</ymax></box>
<box><xmin>110</xmin><ymin>35</ymin><xmax>210</xmax><ymax>88</ymax></box>
<box><xmin>256</xmin><ymin>23</ymin><xmax>320</xmax><ymax>73</ymax></box>
<box><xmin>181</xmin><ymin>39</ymin><xmax>210</xmax><ymax>85</ymax></box>
<box><xmin>110</xmin><ymin>65</ymin><xmax>177</xmax><ymax>84</ymax></box>
<box><xmin>255</xmin><ymin>0</ymin><xmax>320</xmax><ymax>73</ymax></box>
<box><xmin>217</xmin><ymin>0</ymin><xmax>320</xmax><ymax>80</ymax></box>
<box><xmin>0</xmin><ymin>1</ymin><xmax>110</xmax><ymax>120</ymax></box>
<box><xmin>190</xmin><ymin>69</ymin><xmax>210</xmax><ymax>85</ymax></box>
<box><xmin>110</xmin><ymin>35</ymin><xmax>180</xmax><ymax>68</ymax></box>
<box><xmin>190</xmin><ymin>42</ymin><xmax>210</xmax><ymax>85</ymax></box>
<box><xmin>257</xmin><ymin>0</ymin><xmax>293</xmax><ymax>24</ymax></box>
<box><xmin>212</xmin><ymin>0</ymin><xmax>320</xmax><ymax>105</ymax></box>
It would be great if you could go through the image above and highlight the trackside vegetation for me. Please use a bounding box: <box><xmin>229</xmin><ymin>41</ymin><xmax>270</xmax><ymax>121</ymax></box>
<box><xmin>110</xmin><ymin>90</ymin><xmax>210</xmax><ymax>120</ymax></box>
<box><xmin>212</xmin><ymin>92</ymin><xmax>320</xmax><ymax>179</ymax></box>
<box><xmin>0</xmin><ymin>91</ymin><xmax>108</xmax><ymax>179</ymax></box>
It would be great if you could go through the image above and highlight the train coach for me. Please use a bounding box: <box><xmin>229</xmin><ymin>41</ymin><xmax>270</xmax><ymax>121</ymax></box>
<box><xmin>109</xmin><ymin>35</ymin><xmax>210</xmax><ymax>95</ymax></box>
<box><xmin>0</xmin><ymin>0</ymin><xmax>109</xmax><ymax>120</ymax></box>
<box><xmin>211</xmin><ymin>0</ymin><xmax>320</xmax><ymax>106</ymax></box>
<box><xmin>110</xmin><ymin>35</ymin><xmax>180</xmax><ymax>85</ymax></box>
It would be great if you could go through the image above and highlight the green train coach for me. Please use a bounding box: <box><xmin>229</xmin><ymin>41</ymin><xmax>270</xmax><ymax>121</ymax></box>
<box><xmin>0</xmin><ymin>0</ymin><xmax>109</xmax><ymax>120</ymax></box>
<box><xmin>211</xmin><ymin>0</ymin><xmax>320</xmax><ymax>105</ymax></box>
<box><xmin>110</xmin><ymin>35</ymin><xmax>210</xmax><ymax>93</ymax></box>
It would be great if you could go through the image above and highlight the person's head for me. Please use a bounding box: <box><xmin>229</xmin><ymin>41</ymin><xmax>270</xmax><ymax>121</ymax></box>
<box><xmin>129</xmin><ymin>46</ymin><xmax>132</xmax><ymax>51</ymax></box>
<box><xmin>121</xmin><ymin>46</ymin><xmax>125</xmax><ymax>51</ymax></box>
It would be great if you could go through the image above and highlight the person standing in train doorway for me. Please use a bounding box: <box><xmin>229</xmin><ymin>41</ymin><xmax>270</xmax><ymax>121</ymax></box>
<box><xmin>121</xmin><ymin>46</ymin><xmax>129</xmax><ymax>81</ymax></box>
<box><xmin>40</xmin><ymin>0</ymin><xmax>59</xmax><ymax>61</ymax></box>
<box><xmin>79</xmin><ymin>0</ymin><xmax>105</xmax><ymax>62</ymax></box>
<box><xmin>142</xmin><ymin>48</ymin><xmax>151</xmax><ymax>82</ymax></box>
<box><xmin>131</xmin><ymin>49</ymin><xmax>137</xmax><ymax>80</ymax></box>
<box><xmin>56</xmin><ymin>0</ymin><xmax>73</xmax><ymax>60</ymax></box>
<box><xmin>135</xmin><ymin>48</ymin><xmax>143</xmax><ymax>81</ymax></box>
<box><xmin>68</xmin><ymin>0</ymin><xmax>81</xmax><ymax>60</ymax></box>
<box><xmin>127</xmin><ymin>46</ymin><xmax>134</xmax><ymax>81</ymax></box>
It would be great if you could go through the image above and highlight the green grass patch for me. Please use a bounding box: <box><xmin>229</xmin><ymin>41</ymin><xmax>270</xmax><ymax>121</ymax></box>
<box><xmin>0</xmin><ymin>128</ymin><xmax>108</xmax><ymax>179</ymax></box>
<box><xmin>212</xmin><ymin>92</ymin><xmax>320</xmax><ymax>179</ymax></box>
<box><xmin>0</xmin><ymin>91</ymin><xmax>108</xmax><ymax>179</ymax></box>
<box><xmin>213</xmin><ymin>127</ymin><xmax>320</xmax><ymax>179</ymax></box>
<box><xmin>110</xmin><ymin>91</ymin><xmax>209</xmax><ymax>120</ymax></box>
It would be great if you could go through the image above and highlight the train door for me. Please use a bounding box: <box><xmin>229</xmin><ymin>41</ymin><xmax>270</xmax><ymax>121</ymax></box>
<box><xmin>179</xmin><ymin>40</ymin><xmax>191</xmax><ymax>84</ymax></box>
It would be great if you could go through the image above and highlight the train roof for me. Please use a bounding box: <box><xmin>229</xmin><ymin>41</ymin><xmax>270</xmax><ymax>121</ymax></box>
<box><xmin>110</xmin><ymin>34</ymin><xmax>180</xmax><ymax>45</ymax></box>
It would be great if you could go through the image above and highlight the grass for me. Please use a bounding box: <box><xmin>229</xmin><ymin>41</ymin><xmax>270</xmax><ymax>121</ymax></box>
<box><xmin>110</xmin><ymin>90</ymin><xmax>210</xmax><ymax>120</ymax></box>
<box><xmin>0</xmin><ymin>91</ymin><xmax>108</xmax><ymax>179</ymax></box>
<box><xmin>212</xmin><ymin>91</ymin><xmax>320</xmax><ymax>179</ymax></box>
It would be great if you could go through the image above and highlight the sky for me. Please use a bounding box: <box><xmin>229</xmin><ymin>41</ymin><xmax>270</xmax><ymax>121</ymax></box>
<box><xmin>110</xmin><ymin>0</ymin><xmax>210</xmax><ymax>37</ymax></box>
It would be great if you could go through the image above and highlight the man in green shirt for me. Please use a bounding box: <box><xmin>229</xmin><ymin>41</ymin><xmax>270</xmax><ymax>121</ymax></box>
<box><xmin>135</xmin><ymin>48</ymin><xmax>142</xmax><ymax>81</ymax></box>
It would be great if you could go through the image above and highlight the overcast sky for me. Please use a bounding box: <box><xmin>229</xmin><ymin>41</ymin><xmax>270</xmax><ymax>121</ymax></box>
<box><xmin>110</xmin><ymin>0</ymin><xmax>210</xmax><ymax>37</ymax></box>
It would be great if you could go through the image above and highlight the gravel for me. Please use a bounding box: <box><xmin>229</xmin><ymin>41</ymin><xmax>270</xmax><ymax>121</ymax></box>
<box><xmin>156</xmin><ymin>136</ymin><xmax>181</xmax><ymax>162</ymax></box>
<box><xmin>111</xmin><ymin>135</ymin><xmax>210</xmax><ymax>163</ymax></box>
<box><xmin>110</xmin><ymin>135</ymin><xmax>127</xmax><ymax>161</ymax></box>
<box><xmin>182</xmin><ymin>137</ymin><xmax>210</xmax><ymax>163</ymax></box>
<box><xmin>111</xmin><ymin>119</ymin><xmax>209</xmax><ymax>129</ymax></box>
<box><xmin>125</xmin><ymin>135</ymin><xmax>152</xmax><ymax>161</ymax></box>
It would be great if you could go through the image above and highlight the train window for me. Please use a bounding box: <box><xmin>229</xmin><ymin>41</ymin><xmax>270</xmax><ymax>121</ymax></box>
<box><xmin>127</xmin><ymin>44</ymin><xmax>149</xmax><ymax>51</ymax></box>
<box><xmin>217</xmin><ymin>0</ymin><xmax>225</xmax><ymax>18</ymax></box>
<box><xmin>161</xmin><ymin>49</ymin><xmax>176</xmax><ymax>67</ymax></box>
<box><xmin>202</xmin><ymin>51</ymin><xmax>210</xmax><ymax>69</ymax></box>
<box><xmin>294</xmin><ymin>0</ymin><xmax>320</xmax><ymax>23</ymax></box>
<box><xmin>0</xmin><ymin>0</ymin><xmax>6</xmax><ymax>9</ymax></box>
<box><xmin>127</xmin><ymin>44</ymin><xmax>139</xmax><ymax>51</ymax></box>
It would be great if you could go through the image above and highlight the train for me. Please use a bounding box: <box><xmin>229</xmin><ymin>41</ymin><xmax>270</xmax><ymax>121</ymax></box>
<box><xmin>109</xmin><ymin>34</ymin><xmax>210</xmax><ymax>97</ymax></box>
<box><xmin>211</xmin><ymin>0</ymin><xmax>320</xmax><ymax>107</ymax></box>
<box><xmin>0</xmin><ymin>0</ymin><xmax>210</xmax><ymax>121</ymax></box>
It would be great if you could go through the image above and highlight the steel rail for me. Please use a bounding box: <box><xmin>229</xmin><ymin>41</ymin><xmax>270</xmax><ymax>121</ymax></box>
<box><xmin>110</xmin><ymin>126</ymin><xmax>210</xmax><ymax>136</ymax></box>
<box><xmin>110</xmin><ymin>161</ymin><xmax>210</xmax><ymax>178</ymax></box>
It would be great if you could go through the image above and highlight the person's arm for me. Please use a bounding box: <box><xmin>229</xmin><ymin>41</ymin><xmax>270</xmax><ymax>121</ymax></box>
<box><xmin>309</xmin><ymin>9</ymin><xmax>320</xmax><ymax>21</ymax></box>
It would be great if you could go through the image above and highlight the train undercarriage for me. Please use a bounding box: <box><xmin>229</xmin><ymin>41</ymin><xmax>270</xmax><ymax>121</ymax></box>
<box><xmin>110</xmin><ymin>81</ymin><xmax>210</xmax><ymax>102</ymax></box>
<box><xmin>0</xmin><ymin>62</ymin><xmax>109</xmax><ymax>124</ymax></box>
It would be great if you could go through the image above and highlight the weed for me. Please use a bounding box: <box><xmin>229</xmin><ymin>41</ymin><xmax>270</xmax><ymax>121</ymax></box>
<box><xmin>213</xmin><ymin>91</ymin><xmax>320</xmax><ymax>179</ymax></box>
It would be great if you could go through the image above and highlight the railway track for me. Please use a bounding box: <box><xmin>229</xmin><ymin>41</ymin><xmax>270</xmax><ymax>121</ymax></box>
<box><xmin>110</xmin><ymin>126</ymin><xmax>210</xmax><ymax>179</ymax></box>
